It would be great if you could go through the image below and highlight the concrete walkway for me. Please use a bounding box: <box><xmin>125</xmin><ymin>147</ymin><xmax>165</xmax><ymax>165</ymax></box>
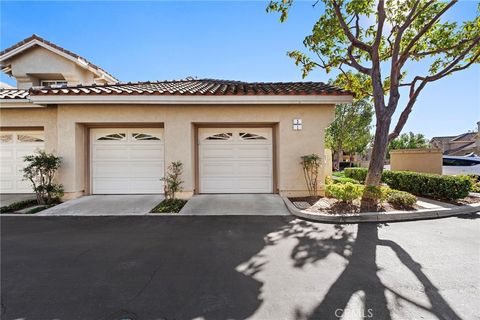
<box><xmin>0</xmin><ymin>194</ymin><xmax>36</xmax><ymax>207</ymax></box>
<box><xmin>38</xmin><ymin>195</ymin><xmax>164</xmax><ymax>215</ymax></box>
<box><xmin>180</xmin><ymin>194</ymin><xmax>290</xmax><ymax>215</ymax></box>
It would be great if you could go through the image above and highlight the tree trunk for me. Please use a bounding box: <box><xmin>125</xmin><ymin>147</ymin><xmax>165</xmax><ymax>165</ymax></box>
<box><xmin>361</xmin><ymin>117</ymin><xmax>391</xmax><ymax>210</ymax></box>
<box><xmin>335</xmin><ymin>145</ymin><xmax>343</xmax><ymax>171</ymax></box>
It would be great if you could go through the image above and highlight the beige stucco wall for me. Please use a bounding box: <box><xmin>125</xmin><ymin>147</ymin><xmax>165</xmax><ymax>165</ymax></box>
<box><xmin>0</xmin><ymin>103</ymin><xmax>335</xmax><ymax>198</ymax></box>
<box><xmin>390</xmin><ymin>148</ymin><xmax>442</xmax><ymax>175</ymax></box>
<box><xmin>7</xmin><ymin>46</ymin><xmax>96</xmax><ymax>88</ymax></box>
<box><xmin>0</xmin><ymin>106</ymin><xmax>58</xmax><ymax>152</ymax></box>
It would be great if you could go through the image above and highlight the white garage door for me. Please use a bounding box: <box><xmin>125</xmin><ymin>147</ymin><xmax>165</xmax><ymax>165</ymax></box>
<box><xmin>0</xmin><ymin>131</ymin><xmax>45</xmax><ymax>193</ymax></box>
<box><xmin>199</xmin><ymin>128</ymin><xmax>273</xmax><ymax>193</ymax></box>
<box><xmin>91</xmin><ymin>128</ymin><xmax>164</xmax><ymax>194</ymax></box>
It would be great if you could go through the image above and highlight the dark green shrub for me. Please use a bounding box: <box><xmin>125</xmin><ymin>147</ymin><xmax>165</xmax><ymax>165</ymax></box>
<box><xmin>382</xmin><ymin>170</ymin><xmax>471</xmax><ymax>200</ymax></box>
<box><xmin>23</xmin><ymin>151</ymin><xmax>63</xmax><ymax>205</ymax></box>
<box><xmin>0</xmin><ymin>199</ymin><xmax>38</xmax><ymax>214</ymax></box>
<box><xmin>387</xmin><ymin>190</ymin><xmax>417</xmax><ymax>209</ymax></box>
<box><xmin>326</xmin><ymin>182</ymin><xmax>364</xmax><ymax>203</ymax></box>
<box><xmin>344</xmin><ymin>167</ymin><xmax>368</xmax><ymax>183</ymax></box>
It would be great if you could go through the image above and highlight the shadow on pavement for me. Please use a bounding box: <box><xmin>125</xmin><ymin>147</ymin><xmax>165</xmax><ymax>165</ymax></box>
<box><xmin>1</xmin><ymin>216</ymin><xmax>289</xmax><ymax>320</ymax></box>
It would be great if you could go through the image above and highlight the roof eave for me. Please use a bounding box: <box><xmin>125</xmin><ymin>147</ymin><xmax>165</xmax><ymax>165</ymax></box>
<box><xmin>29</xmin><ymin>94</ymin><xmax>353</xmax><ymax>105</ymax></box>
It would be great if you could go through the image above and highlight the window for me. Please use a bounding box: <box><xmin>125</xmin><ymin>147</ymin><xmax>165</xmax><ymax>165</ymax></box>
<box><xmin>0</xmin><ymin>134</ymin><xmax>13</xmax><ymax>144</ymax></box>
<box><xmin>17</xmin><ymin>133</ymin><xmax>44</xmax><ymax>143</ymax></box>
<box><xmin>40</xmin><ymin>80</ymin><xmax>68</xmax><ymax>88</ymax></box>
<box><xmin>132</xmin><ymin>133</ymin><xmax>160</xmax><ymax>141</ymax></box>
<box><xmin>239</xmin><ymin>132</ymin><xmax>267</xmax><ymax>140</ymax></box>
<box><xmin>97</xmin><ymin>133</ymin><xmax>126</xmax><ymax>141</ymax></box>
<box><xmin>205</xmin><ymin>133</ymin><xmax>233</xmax><ymax>140</ymax></box>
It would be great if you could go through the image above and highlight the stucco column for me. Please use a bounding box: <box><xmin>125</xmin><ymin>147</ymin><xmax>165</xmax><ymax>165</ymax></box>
<box><xmin>163</xmin><ymin>114</ymin><xmax>194</xmax><ymax>198</ymax></box>
<box><xmin>56</xmin><ymin>109</ymin><xmax>85</xmax><ymax>199</ymax></box>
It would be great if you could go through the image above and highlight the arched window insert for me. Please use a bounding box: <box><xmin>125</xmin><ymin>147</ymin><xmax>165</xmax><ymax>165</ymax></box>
<box><xmin>132</xmin><ymin>133</ymin><xmax>160</xmax><ymax>141</ymax></box>
<box><xmin>17</xmin><ymin>134</ymin><xmax>44</xmax><ymax>143</ymax></box>
<box><xmin>97</xmin><ymin>133</ymin><xmax>126</xmax><ymax>141</ymax></box>
<box><xmin>205</xmin><ymin>133</ymin><xmax>233</xmax><ymax>140</ymax></box>
<box><xmin>0</xmin><ymin>134</ymin><xmax>13</xmax><ymax>144</ymax></box>
<box><xmin>239</xmin><ymin>132</ymin><xmax>267</xmax><ymax>140</ymax></box>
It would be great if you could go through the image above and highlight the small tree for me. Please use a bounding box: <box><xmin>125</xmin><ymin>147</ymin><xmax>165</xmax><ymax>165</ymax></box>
<box><xmin>326</xmin><ymin>99</ymin><xmax>373</xmax><ymax>169</ymax></box>
<box><xmin>301</xmin><ymin>154</ymin><xmax>322</xmax><ymax>197</ymax></box>
<box><xmin>162</xmin><ymin>161</ymin><xmax>184</xmax><ymax>200</ymax></box>
<box><xmin>23</xmin><ymin>150</ymin><xmax>63</xmax><ymax>205</ymax></box>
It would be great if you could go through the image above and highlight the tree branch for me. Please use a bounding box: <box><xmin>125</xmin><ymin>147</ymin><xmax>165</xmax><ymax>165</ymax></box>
<box><xmin>388</xmin><ymin>42</ymin><xmax>480</xmax><ymax>142</ymax></box>
<box><xmin>373</xmin><ymin>0</ymin><xmax>386</xmax><ymax>50</ymax></box>
<box><xmin>331</xmin><ymin>0</ymin><xmax>372</xmax><ymax>53</ymax></box>
<box><xmin>398</xmin><ymin>0</ymin><xmax>458</xmax><ymax>67</ymax></box>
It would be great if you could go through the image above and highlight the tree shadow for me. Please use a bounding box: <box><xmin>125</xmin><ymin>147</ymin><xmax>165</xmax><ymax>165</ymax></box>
<box><xmin>0</xmin><ymin>216</ymin><xmax>292</xmax><ymax>320</ymax></box>
<box><xmin>283</xmin><ymin>222</ymin><xmax>463</xmax><ymax>320</ymax></box>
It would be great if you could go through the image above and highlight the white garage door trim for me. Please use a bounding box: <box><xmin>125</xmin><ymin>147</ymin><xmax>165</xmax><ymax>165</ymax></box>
<box><xmin>0</xmin><ymin>131</ymin><xmax>45</xmax><ymax>193</ymax></box>
<box><xmin>90</xmin><ymin>128</ymin><xmax>164</xmax><ymax>194</ymax></box>
<box><xmin>199</xmin><ymin>127</ymin><xmax>273</xmax><ymax>193</ymax></box>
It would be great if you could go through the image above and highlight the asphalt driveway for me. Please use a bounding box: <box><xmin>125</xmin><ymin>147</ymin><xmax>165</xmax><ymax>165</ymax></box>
<box><xmin>1</xmin><ymin>214</ymin><xmax>479</xmax><ymax>320</ymax></box>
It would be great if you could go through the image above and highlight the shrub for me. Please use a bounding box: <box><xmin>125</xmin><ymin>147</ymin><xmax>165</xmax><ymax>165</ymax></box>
<box><xmin>387</xmin><ymin>190</ymin><xmax>417</xmax><ymax>209</ymax></box>
<box><xmin>471</xmin><ymin>182</ymin><xmax>480</xmax><ymax>193</ymax></box>
<box><xmin>301</xmin><ymin>154</ymin><xmax>322</xmax><ymax>197</ymax></box>
<box><xmin>382</xmin><ymin>170</ymin><xmax>471</xmax><ymax>200</ymax></box>
<box><xmin>334</xmin><ymin>177</ymin><xmax>361</xmax><ymax>185</ymax></box>
<box><xmin>161</xmin><ymin>161</ymin><xmax>184</xmax><ymax>200</ymax></box>
<box><xmin>326</xmin><ymin>182</ymin><xmax>364</xmax><ymax>204</ymax></box>
<box><xmin>344</xmin><ymin>167</ymin><xmax>368</xmax><ymax>183</ymax></box>
<box><xmin>23</xmin><ymin>151</ymin><xmax>63</xmax><ymax>205</ymax></box>
<box><xmin>0</xmin><ymin>199</ymin><xmax>38</xmax><ymax>214</ymax></box>
<box><xmin>363</xmin><ymin>185</ymin><xmax>391</xmax><ymax>203</ymax></box>
<box><xmin>150</xmin><ymin>198</ymin><xmax>187</xmax><ymax>213</ymax></box>
<box><xmin>468</xmin><ymin>175</ymin><xmax>480</xmax><ymax>193</ymax></box>
<box><xmin>325</xmin><ymin>176</ymin><xmax>334</xmax><ymax>185</ymax></box>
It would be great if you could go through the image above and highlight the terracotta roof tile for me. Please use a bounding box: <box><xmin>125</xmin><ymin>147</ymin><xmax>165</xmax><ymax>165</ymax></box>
<box><xmin>28</xmin><ymin>79</ymin><xmax>352</xmax><ymax>97</ymax></box>
<box><xmin>0</xmin><ymin>88</ymin><xmax>29</xmax><ymax>99</ymax></box>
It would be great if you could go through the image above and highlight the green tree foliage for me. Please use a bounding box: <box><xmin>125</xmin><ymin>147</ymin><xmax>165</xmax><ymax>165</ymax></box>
<box><xmin>388</xmin><ymin>131</ymin><xmax>428</xmax><ymax>157</ymax></box>
<box><xmin>326</xmin><ymin>99</ymin><xmax>373</xmax><ymax>169</ymax></box>
<box><xmin>268</xmin><ymin>0</ymin><xmax>480</xmax><ymax>207</ymax></box>
<box><xmin>23</xmin><ymin>151</ymin><xmax>63</xmax><ymax>205</ymax></box>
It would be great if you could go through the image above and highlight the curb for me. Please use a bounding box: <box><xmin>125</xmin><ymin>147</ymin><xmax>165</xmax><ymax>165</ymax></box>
<box><xmin>281</xmin><ymin>196</ymin><xmax>480</xmax><ymax>223</ymax></box>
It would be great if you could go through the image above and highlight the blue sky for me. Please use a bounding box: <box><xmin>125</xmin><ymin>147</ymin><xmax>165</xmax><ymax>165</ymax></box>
<box><xmin>1</xmin><ymin>1</ymin><xmax>478</xmax><ymax>138</ymax></box>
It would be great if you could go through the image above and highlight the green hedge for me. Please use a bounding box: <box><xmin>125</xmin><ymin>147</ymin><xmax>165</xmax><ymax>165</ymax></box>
<box><xmin>344</xmin><ymin>167</ymin><xmax>368</xmax><ymax>182</ymax></box>
<box><xmin>382</xmin><ymin>170</ymin><xmax>471</xmax><ymax>200</ymax></box>
<box><xmin>344</xmin><ymin>167</ymin><xmax>471</xmax><ymax>200</ymax></box>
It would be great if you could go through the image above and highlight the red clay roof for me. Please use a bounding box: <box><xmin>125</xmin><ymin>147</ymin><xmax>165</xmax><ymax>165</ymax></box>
<box><xmin>0</xmin><ymin>34</ymin><xmax>117</xmax><ymax>82</ymax></box>
<box><xmin>26</xmin><ymin>79</ymin><xmax>352</xmax><ymax>97</ymax></box>
<box><xmin>0</xmin><ymin>88</ymin><xmax>29</xmax><ymax>99</ymax></box>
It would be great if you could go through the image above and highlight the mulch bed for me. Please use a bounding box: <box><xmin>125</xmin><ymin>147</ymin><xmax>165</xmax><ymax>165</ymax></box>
<box><xmin>289</xmin><ymin>196</ymin><xmax>421</xmax><ymax>214</ymax></box>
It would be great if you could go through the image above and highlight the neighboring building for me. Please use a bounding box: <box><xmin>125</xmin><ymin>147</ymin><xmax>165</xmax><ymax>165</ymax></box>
<box><xmin>431</xmin><ymin>123</ymin><xmax>480</xmax><ymax>156</ymax></box>
<box><xmin>0</xmin><ymin>35</ymin><xmax>353</xmax><ymax>199</ymax></box>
